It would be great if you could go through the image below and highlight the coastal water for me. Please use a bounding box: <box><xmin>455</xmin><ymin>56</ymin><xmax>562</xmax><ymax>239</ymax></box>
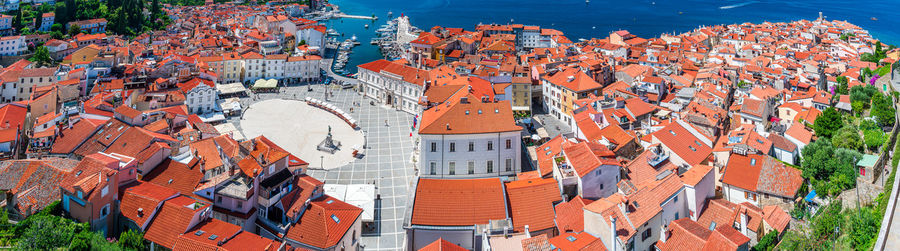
<box><xmin>326</xmin><ymin>0</ymin><xmax>900</xmax><ymax>73</ymax></box>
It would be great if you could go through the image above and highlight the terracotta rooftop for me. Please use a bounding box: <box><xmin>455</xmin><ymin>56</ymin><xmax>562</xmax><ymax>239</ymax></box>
<box><xmin>505</xmin><ymin>178</ymin><xmax>562</xmax><ymax>232</ymax></box>
<box><xmin>411</xmin><ymin>178</ymin><xmax>507</xmax><ymax>226</ymax></box>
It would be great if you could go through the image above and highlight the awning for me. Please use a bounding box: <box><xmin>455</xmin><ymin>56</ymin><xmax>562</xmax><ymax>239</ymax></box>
<box><xmin>214</xmin><ymin>123</ymin><xmax>246</xmax><ymax>141</ymax></box>
<box><xmin>217</xmin><ymin>82</ymin><xmax>248</xmax><ymax>95</ymax></box>
<box><xmin>219</xmin><ymin>97</ymin><xmax>241</xmax><ymax>112</ymax></box>
<box><xmin>536</xmin><ymin>127</ymin><xmax>549</xmax><ymax>139</ymax></box>
<box><xmin>252</xmin><ymin>79</ymin><xmax>278</xmax><ymax>89</ymax></box>
<box><xmin>198</xmin><ymin>112</ymin><xmax>226</xmax><ymax>123</ymax></box>
<box><xmin>805</xmin><ymin>190</ymin><xmax>817</xmax><ymax>203</ymax></box>
<box><xmin>323</xmin><ymin>184</ymin><xmax>376</xmax><ymax>223</ymax></box>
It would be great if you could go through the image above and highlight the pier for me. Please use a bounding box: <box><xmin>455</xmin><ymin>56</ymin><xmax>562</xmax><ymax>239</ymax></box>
<box><xmin>334</xmin><ymin>13</ymin><xmax>377</xmax><ymax>20</ymax></box>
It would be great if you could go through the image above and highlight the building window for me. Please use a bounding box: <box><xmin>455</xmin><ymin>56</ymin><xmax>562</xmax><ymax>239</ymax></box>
<box><xmin>430</xmin><ymin>162</ymin><xmax>436</xmax><ymax>175</ymax></box>
<box><xmin>448</xmin><ymin>162</ymin><xmax>456</xmax><ymax>175</ymax></box>
<box><xmin>641</xmin><ymin>228</ymin><xmax>652</xmax><ymax>241</ymax></box>
<box><xmin>487</xmin><ymin>141</ymin><xmax>493</xmax><ymax>151</ymax></box>
<box><xmin>217</xmin><ymin>196</ymin><xmax>222</xmax><ymax>203</ymax></box>
<box><xmin>487</xmin><ymin>161</ymin><xmax>493</xmax><ymax>173</ymax></box>
<box><xmin>505</xmin><ymin>158</ymin><xmax>512</xmax><ymax>172</ymax></box>
<box><xmin>506</xmin><ymin>139</ymin><xmax>512</xmax><ymax>149</ymax></box>
<box><xmin>468</xmin><ymin>142</ymin><xmax>474</xmax><ymax>152</ymax></box>
<box><xmin>468</xmin><ymin>161</ymin><xmax>475</xmax><ymax>174</ymax></box>
<box><xmin>449</xmin><ymin>142</ymin><xmax>455</xmax><ymax>152</ymax></box>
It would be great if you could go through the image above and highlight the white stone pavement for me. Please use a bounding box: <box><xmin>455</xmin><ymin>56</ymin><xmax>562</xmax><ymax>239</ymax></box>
<box><xmin>232</xmin><ymin>85</ymin><xmax>416</xmax><ymax>251</ymax></box>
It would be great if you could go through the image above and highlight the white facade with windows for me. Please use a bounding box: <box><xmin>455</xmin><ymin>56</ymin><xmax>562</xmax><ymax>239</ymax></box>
<box><xmin>284</xmin><ymin>56</ymin><xmax>321</xmax><ymax>84</ymax></box>
<box><xmin>357</xmin><ymin>67</ymin><xmax>424</xmax><ymax>115</ymax></box>
<box><xmin>418</xmin><ymin>132</ymin><xmax>522</xmax><ymax>179</ymax></box>
<box><xmin>243</xmin><ymin>57</ymin><xmax>264</xmax><ymax>84</ymax></box>
<box><xmin>185</xmin><ymin>84</ymin><xmax>218</xmax><ymax>114</ymax></box>
<box><xmin>264</xmin><ymin>56</ymin><xmax>286</xmax><ymax>80</ymax></box>
<box><xmin>0</xmin><ymin>35</ymin><xmax>25</xmax><ymax>56</ymax></box>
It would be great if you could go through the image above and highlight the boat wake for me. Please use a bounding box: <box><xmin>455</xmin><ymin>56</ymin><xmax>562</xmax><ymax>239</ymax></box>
<box><xmin>719</xmin><ymin>1</ymin><xmax>758</xmax><ymax>9</ymax></box>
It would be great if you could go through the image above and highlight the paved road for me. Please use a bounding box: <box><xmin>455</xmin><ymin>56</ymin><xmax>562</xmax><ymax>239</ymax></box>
<box><xmin>875</xmin><ymin>68</ymin><xmax>900</xmax><ymax>250</ymax></box>
<box><xmin>229</xmin><ymin>82</ymin><xmax>415</xmax><ymax>251</ymax></box>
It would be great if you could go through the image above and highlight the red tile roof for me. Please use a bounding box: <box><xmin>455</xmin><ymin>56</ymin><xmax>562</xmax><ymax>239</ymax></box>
<box><xmin>119</xmin><ymin>181</ymin><xmax>179</xmax><ymax>228</ymax></box>
<box><xmin>505</xmin><ymin>178</ymin><xmax>562</xmax><ymax>232</ymax></box>
<box><xmin>178</xmin><ymin>218</ymin><xmax>241</xmax><ymax>247</ymax></box>
<box><xmin>284</xmin><ymin>195</ymin><xmax>362</xmax><ymax>249</ymax></box>
<box><xmin>722</xmin><ymin>154</ymin><xmax>802</xmax><ymax>198</ymax></box>
<box><xmin>143</xmin><ymin>195</ymin><xmax>208</xmax><ymax>248</ymax></box>
<box><xmin>418</xmin><ymin>94</ymin><xmax>521</xmax><ymax>135</ymax></box>
<box><xmin>762</xmin><ymin>205</ymin><xmax>790</xmax><ymax>233</ymax></box>
<box><xmin>412</xmin><ymin>178</ymin><xmax>507</xmax><ymax>226</ymax></box>
<box><xmin>418</xmin><ymin>238</ymin><xmax>467</xmax><ymax>251</ymax></box>
<box><xmin>653</xmin><ymin>121</ymin><xmax>712</xmax><ymax>166</ymax></box>
<box><xmin>554</xmin><ymin>196</ymin><xmax>593</xmax><ymax>233</ymax></box>
<box><xmin>220</xmin><ymin>231</ymin><xmax>281</xmax><ymax>251</ymax></box>
<box><xmin>535</xmin><ymin>136</ymin><xmax>566</xmax><ymax>177</ymax></box>
<box><xmin>547</xmin><ymin>232</ymin><xmax>597</xmax><ymax>251</ymax></box>
<box><xmin>521</xmin><ymin>234</ymin><xmax>552</xmax><ymax>251</ymax></box>
<box><xmin>141</xmin><ymin>158</ymin><xmax>204</xmax><ymax>196</ymax></box>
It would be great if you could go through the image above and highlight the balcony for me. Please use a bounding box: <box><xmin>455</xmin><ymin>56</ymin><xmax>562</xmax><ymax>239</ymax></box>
<box><xmin>646</xmin><ymin>146</ymin><xmax>669</xmax><ymax>168</ymax></box>
<box><xmin>554</xmin><ymin>156</ymin><xmax>579</xmax><ymax>186</ymax></box>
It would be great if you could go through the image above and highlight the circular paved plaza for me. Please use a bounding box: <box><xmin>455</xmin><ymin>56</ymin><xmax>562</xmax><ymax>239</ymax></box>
<box><xmin>240</xmin><ymin>99</ymin><xmax>364</xmax><ymax>170</ymax></box>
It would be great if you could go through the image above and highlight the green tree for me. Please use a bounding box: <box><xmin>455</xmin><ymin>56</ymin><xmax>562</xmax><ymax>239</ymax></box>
<box><xmin>871</xmin><ymin>91</ymin><xmax>896</xmax><ymax>127</ymax></box>
<box><xmin>68</xmin><ymin>24</ymin><xmax>81</xmax><ymax>37</ymax></box>
<box><xmin>832</xmin><ymin>126</ymin><xmax>863</xmax><ymax>150</ymax></box>
<box><xmin>11</xmin><ymin>7</ymin><xmax>22</xmax><ymax>31</ymax></box>
<box><xmin>753</xmin><ymin>230</ymin><xmax>779</xmax><ymax>251</ymax></box>
<box><xmin>864</xmin><ymin>129</ymin><xmax>885</xmax><ymax>152</ymax></box>
<box><xmin>30</xmin><ymin>46</ymin><xmax>52</xmax><ymax>67</ymax></box>
<box><xmin>850</xmin><ymin>85</ymin><xmax>878</xmax><ymax>108</ymax></box>
<box><xmin>299</xmin><ymin>39</ymin><xmax>306</xmax><ymax>46</ymax></box>
<box><xmin>34</xmin><ymin>11</ymin><xmax>43</xmax><ymax>31</ymax></box>
<box><xmin>813</xmin><ymin>107</ymin><xmax>843</xmax><ymax>139</ymax></box>
<box><xmin>118</xmin><ymin>230</ymin><xmax>145</xmax><ymax>251</ymax></box>
<box><xmin>848</xmin><ymin>206</ymin><xmax>881</xmax><ymax>250</ymax></box>
<box><xmin>835</xmin><ymin>76</ymin><xmax>849</xmax><ymax>95</ymax></box>
<box><xmin>812</xmin><ymin>203</ymin><xmax>844</xmax><ymax>240</ymax></box>
<box><xmin>50</xmin><ymin>23</ymin><xmax>63</xmax><ymax>32</ymax></box>
<box><xmin>50</xmin><ymin>30</ymin><xmax>64</xmax><ymax>39</ymax></box>
<box><xmin>14</xmin><ymin>214</ymin><xmax>82</xmax><ymax>250</ymax></box>
<box><xmin>69</xmin><ymin>231</ymin><xmax>93</xmax><ymax>251</ymax></box>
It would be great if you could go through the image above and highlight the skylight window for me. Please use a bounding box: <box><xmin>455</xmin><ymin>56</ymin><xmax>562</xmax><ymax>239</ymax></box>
<box><xmin>750</xmin><ymin>159</ymin><xmax>757</xmax><ymax>166</ymax></box>
<box><xmin>327</xmin><ymin>200</ymin><xmax>334</xmax><ymax>204</ymax></box>
<box><xmin>669</xmin><ymin>130</ymin><xmax>676</xmax><ymax>136</ymax></box>
<box><xmin>208</xmin><ymin>234</ymin><xmax>218</xmax><ymax>240</ymax></box>
<box><xmin>195</xmin><ymin>230</ymin><xmax>205</xmax><ymax>236</ymax></box>
<box><xmin>331</xmin><ymin>214</ymin><xmax>340</xmax><ymax>223</ymax></box>
<box><xmin>566</xmin><ymin>236</ymin><xmax>577</xmax><ymax>242</ymax></box>
<box><xmin>709</xmin><ymin>222</ymin><xmax>717</xmax><ymax>231</ymax></box>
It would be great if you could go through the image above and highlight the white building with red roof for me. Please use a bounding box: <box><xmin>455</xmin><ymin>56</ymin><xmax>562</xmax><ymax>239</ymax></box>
<box><xmin>178</xmin><ymin>78</ymin><xmax>217</xmax><ymax>114</ymax></box>
<box><xmin>417</xmin><ymin>90</ymin><xmax>522</xmax><ymax>179</ymax></box>
<box><xmin>406</xmin><ymin>178</ymin><xmax>509</xmax><ymax>250</ymax></box>
<box><xmin>357</xmin><ymin>59</ymin><xmax>429</xmax><ymax>115</ymax></box>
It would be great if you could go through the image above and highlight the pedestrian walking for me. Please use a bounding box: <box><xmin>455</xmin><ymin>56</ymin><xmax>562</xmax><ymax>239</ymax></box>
<box><xmin>385</xmin><ymin>120</ymin><xmax>389</xmax><ymax>127</ymax></box>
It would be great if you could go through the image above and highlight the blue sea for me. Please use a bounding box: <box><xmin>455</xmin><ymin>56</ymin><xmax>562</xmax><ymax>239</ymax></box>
<box><xmin>325</xmin><ymin>0</ymin><xmax>900</xmax><ymax>73</ymax></box>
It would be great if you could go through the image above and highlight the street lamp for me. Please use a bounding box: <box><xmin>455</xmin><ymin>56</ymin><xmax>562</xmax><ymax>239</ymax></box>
<box><xmin>321</xmin><ymin>155</ymin><xmax>324</xmax><ymax>169</ymax></box>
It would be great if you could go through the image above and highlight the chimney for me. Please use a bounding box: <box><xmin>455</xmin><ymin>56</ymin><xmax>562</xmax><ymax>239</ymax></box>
<box><xmin>567</xmin><ymin>75</ymin><xmax>575</xmax><ymax>82</ymax></box>
<box><xmin>524</xmin><ymin>225</ymin><xmax>531</xmax><ymax>238</ymax></box>
<box><xmin>445</xmin><ymin>123</ymin><xmax>450</xmax><ymax>130</ymax></box>
<box><xmin>503</xmin><ymin>226</ymin><xmax>508</xmax><ymax>237</ymax></box>
<box><xmin>610</xmin><ymin>216</ymin><xmax>617</xmax><ymax>251</ymax></box>
<box><xmin>659</xmin><ymin>224</ymin><xmax>667</xmax><ymax>243</ymax></box>
<box><xmin>740</xmin><ymin>210</ymin><xmax>748</xmax><ymax>236</ymax></box>
<box><xmin>482</xmin><ymin>229</ymin><xmax>491</xmax><ymax>251</ymax></box>
<box><xmin>137</xmin><ymin>208</ymin><xmax>144</xmax><ymax>217</ymax></box>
